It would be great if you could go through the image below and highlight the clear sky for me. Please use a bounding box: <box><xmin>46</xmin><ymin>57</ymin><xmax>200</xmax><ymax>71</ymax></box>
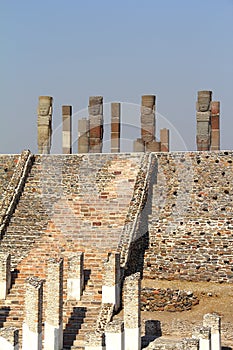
<box><xmin>1</xmin><ymin>0</ymin><xmax>233</xmax><ymax>153</ymax></box>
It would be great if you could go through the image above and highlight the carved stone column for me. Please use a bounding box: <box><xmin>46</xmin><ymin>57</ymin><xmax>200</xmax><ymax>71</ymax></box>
<box><xmin>78</xmin><ymin>118</ymin><xmax>89</xmax><ymax>153</ymax></box>
<box><xmin>89</xmin><ymin>96</ymin><xmax>103</xmax><ymax>153</ymax></box>
<box><xmin>37</xmin><ymin>96</ymin><xmax>53</xmax><ymax>154</ymax></box>
<box><xmin>196</xmin><ymin>91</ymin><xmax>212</xmax><ymax>151</ymax></box>
<box><xmin>62</xmin><ymin>105</ymin><xmax>72</xmax><ymax>154</ymax></box>
<box><xmin>111</xmin><ymin>103</ymin><xmax>120</xmax><ymax>153</ymax></box>
<box><xmin>210</xmin><ymin>101</ymin><xmax>220</xmax><ymax>151</ymax></box>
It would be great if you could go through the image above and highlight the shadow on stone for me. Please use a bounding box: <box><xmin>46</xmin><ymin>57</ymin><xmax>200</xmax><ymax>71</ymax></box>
<box><xmin>0</xmin><ymin>306</ymin><xmax>10</xmax><ymax>328</ymax></box>
<box><xmin>11</xmin><ymin>268</ymin><xmax>20</xmax><ymax>288</ymax></box>
<box><xmin>141</xmin><ymin>319</ymin><xmax>162</xmax><ymax>348</ymax></box>
<box><xmin>125</xmin><ymin>156</ymin><xmax>158</xmax><ymax>278</ymax></box>
<box><xmin>63</xmin><ymin>306</ymin><xmax>87</xmax><ymax>349</ymax></box>
<box><xmin>84</xmin><ymin>269</ymin><xmax>91</xmax><ymax>289</ymax></box>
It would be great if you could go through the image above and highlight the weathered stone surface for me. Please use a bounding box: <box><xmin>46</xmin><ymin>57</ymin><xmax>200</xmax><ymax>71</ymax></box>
<box><xmin>141</xmin><ymin>95</ymin><xmax>156</xmax><ymax>143</ymax></box>
<box><xmin>196</xmin><ymin>91</ymin><xmax>212</xmax><ymax>151</ymax></box>
<box><xmin>210</xmin><ymin>101</ymin><xmax>220</xmax><ymax>151</ymax></box>
<box><xmin>89</xmin><ymin>96</ymin><xmax>103</xmax><ymax>153</ymax></box>
<box><xmin>143</xmin><ymin>151</ymin><xmax>233</xmax><ymax>284</ymax></box>
<box><xmin>78</xmin><ymin>117</ymin><xmax>89</xmax><ymax>153</ymax></box>
<box><xmin>133</xmin><ymin>138</ymin><xmax>145</xmax><ymax>152</ymax></box>
<box><xmin>146</xmin><ymin>140</ymin><xmax>161</xmax><ymax>152</ymax></box>
<box><xmin>62</xmin><ymin>105</ymin><xmax>72</xmax><ymax>154</ymax></box>
<box><xmin>141</xmin><ymin>288</ymin><xmax>199</xmax><ymax>312</ymax></box>
<box><xmin>111</xmin><ymin>102</ymin><xmax>120</xmax><ymax>153</ymax></box>
<box><xmin>160</xmin><ymin>128</ymin><xmax>169</xmax><ymax>152</ymax></box>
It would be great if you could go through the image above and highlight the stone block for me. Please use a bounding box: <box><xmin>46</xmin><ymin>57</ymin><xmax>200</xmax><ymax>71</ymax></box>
<box><xmin>124</xmin><ymin>272</ymin><xmax>141</xmax><ymax>350</ymax></box>
<box><xmin>133</xmin><ymin>138</ymin><xmax>145</xmax><ymax>152</ymax></box>
<box><xmin>211</xmin><ymin>115</ymin><xmax>219</xmax><ymax>130</ymax></box>
<box><xmin>146</xmin><ymin>141</ymin><xmax>161</xmax><ymax>152</ymax></box>
<box><xmin>211</xmin><ymin>101</ymin><xmax>220</xmax><ymax>116</ymax></box>
<box><xmin>0</xmin><ymin>253</ymin><xmax>11</xmax><ymax>300</ymax></box>
<box><xmin>22</xmin><ymin>276</ymin><xmax>43</xmax><ymax>350</ymax></box>
<box><xmin>44</xmin><ymin>257</ymin><xmax>63</xmax><ymax>350</ymax></box>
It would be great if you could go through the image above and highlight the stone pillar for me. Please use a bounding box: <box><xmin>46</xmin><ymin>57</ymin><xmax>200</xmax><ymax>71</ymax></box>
<box><xmin>44</xmin><ymin>258</ymin><xmax>63</xmax><ymax>350</ymax></box>
<box><xmin>196</xmin><ymin>91</ymin><xmax>212</xmax><ymax>151</ymax></box>
<box><xmin>89</xmin><ymin>96</ymin><xmax>103</xmax><ymax>153</ymax></box>
<box><xmin>160</xmin><ymin>128</ymin><xmax>170</xmax><ymax>152</ymax></box>
<box><xmin>193</xmin><ymin>326</ymin><xmax>210</xmax><ymax>350</ymax></box>
<box><xmin>0</xmin><ymin>328</ymin><xmax>19</xmax><ymax>350</ymax></box>
<box><xmin>22</xmin><ymin>277</ymin><xmax>43</xmax><ymax>350</ymax></box>
<box><xmin>62</xmin><ymin>105</ymin><xmax>72</xmax><ymax>154</ymax></box>
<box><xmin>182</xmin><ymin>338</ymin><xmax>199</xmax><ymax>350</ymax></box>
<box><xmin>0</xmin><ymin>253</ymin><xmax>11</xmax><ymax>300</ymax></box>
<box><xmin>102</xmin><ymin>252</ymin><xmax>121</xmax><ymax>311</ymax></box>
<box><xmin>124</xmin><ymin>272</ymin><xmax>141</xmax><ymax>350</ymax></box>
<box><xmin>203</xmin><ymin>313</ymin><xmax>221</xmax><ymax>350</ymax></box>
<box><xmin>37</xmin><ymin>96</ymin><xmax>53</xmax><ymax>154</ymax></box>
<box><xmin>67</xmin><ymin>252</ymin><xmax>84</xmax><ymax>301</ymax></box>
<box><xmin>111</xmin><ymin>103</ymin><xmax>121</xmax><ymax>153</ymax></box>
<box><xmin>141</xmin><ymin>95</ymin><xmax>156</xmax><ymax>145</ymax></box>
<box><xmin>133</xmin><ymin>138</ymin><xmax>145</xmax><ymax>152</ymax></box>
<box><xmin>105</xmin><ymin>320</ymin><xmax>124</xmax><ymax>350</ymax></box>
<box><xmin>210</xmin><ymin>101</ymin><xmax>220</xmax><ymax>151</ymax></box>
<box><xmin>78</xmin><ymin>118</ymin><xmax>89</xmax><ymax>153</ymax></box>
<box><xmin>146</xmin><ymin>140</ymin><xmax>161</xmax><ymax>152</ymax></box>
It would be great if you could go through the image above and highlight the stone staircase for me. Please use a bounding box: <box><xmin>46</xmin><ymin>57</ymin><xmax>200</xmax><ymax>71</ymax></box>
<box><xmin>0</xmin><ymin>153</ymin><xmax>144</xmax><ymax>349</ymax></box>
<box><xmin>0</xmin><ymin>235</ymin><xmax>107</xmax><ymax>349</ymax></box>
<box><xmin>0</xmin><ymin>156</ymin><xmax>52</xmax><ymax>268</ymax></box>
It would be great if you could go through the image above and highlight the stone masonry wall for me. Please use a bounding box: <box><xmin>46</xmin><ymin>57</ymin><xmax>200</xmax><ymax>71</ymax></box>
<box><xmin>0</xmin><ymin>150</ymin><xmax>33</xmax><ymax>239</ymax></box>
<box><xmin>0</xmin><ymin>155</ymin><xmax>20</xmax><ymax>201</ymax></box>
<box><xmin>143</xmin><ymin>151</ymin><xmax>233</xmax><ymax>283</ymax></box>
<box><xmin>1</xmin><ymin>153</ymin><xmax>143</xmax><ymax>269</ymax></box>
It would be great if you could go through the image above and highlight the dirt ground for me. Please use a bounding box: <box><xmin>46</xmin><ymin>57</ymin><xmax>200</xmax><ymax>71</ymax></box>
<box><xmin>141</xmin><ymin>278</ymin><xmax>233</xmax><ymax>348</ymax></box>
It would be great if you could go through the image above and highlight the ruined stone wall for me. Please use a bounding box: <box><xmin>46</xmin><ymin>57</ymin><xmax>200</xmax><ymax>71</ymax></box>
<box><xmin>143</xmin><ymin>151</ymin><xmax>233</xmax><ymax>283</ymax></box>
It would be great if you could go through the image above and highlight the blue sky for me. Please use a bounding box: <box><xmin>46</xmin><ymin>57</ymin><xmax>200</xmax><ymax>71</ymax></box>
<box><xmin>1</xmin><ymin>0</ymin><xmax>233</xmax><ymax>153</ymax></box>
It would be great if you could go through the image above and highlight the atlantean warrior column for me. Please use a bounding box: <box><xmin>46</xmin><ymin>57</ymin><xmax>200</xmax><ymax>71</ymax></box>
<box><xmin>37</xmin><ymin>96</ymin><xmax>53</xmax><ymax>154</ymax></box>
<box><xmin>196</xmin><ymin>91</ymin><xmax>212</xmax><ymax>151</ymax></box>
<box><xmin>89</xmin><ymin>96</ymin><xmax>103</xmax><ymax>153</ymax></box>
